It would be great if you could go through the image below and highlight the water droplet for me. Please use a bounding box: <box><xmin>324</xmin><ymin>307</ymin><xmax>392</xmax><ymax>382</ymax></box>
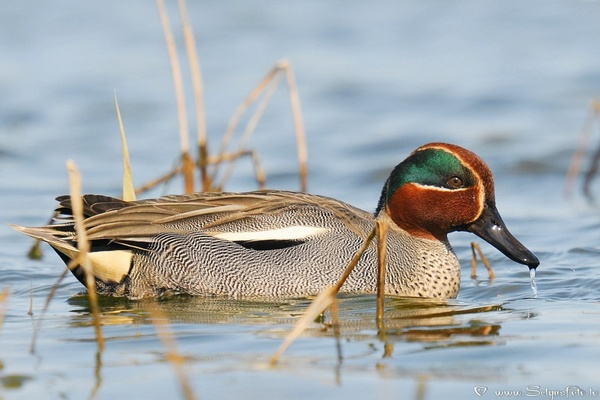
<box><xmin>529</xmin><ymin>268</ymin><xmax>538</xmax><ymax>296</ymax></box>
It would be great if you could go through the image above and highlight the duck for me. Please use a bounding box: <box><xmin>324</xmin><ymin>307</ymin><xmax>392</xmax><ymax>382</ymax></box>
<box><xmin>13</xmin><ymin>142</ymin><xmax>539</xmax><ymax>299</ymax></box>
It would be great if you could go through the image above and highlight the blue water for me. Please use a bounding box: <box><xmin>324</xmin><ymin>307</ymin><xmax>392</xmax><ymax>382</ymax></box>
<box><xmin>2</xmin><ymin>1</ymin><xmax>600</xmax><ymax>399</ymax></box>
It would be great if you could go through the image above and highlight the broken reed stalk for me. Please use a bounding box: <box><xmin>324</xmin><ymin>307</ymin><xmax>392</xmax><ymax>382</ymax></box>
<box><xmin>176</xmin><ymin>0</ymin><xmax>210</xmax><ymax>191</ymax></box>
<box><xmin>564</xmin><ymin>100</ymin><xmax>600</xmax><ymax>198</ymax></box>
<box><xmin>216</xmin><ymin>73</ymin><xmax>282</xmax><ymax>189</ymax></box>
<box><xmin>470</xmin><ymin>242</ymin><xmax>494</xmax><ymax>280</ymax></box>
<box><xmin>156</xmin><ymin>0</ymin><xmax>194</xmax><ymax>194</ymax></box>
<box><xmin>67</xmin><ymin>161</ymin><xmax>105</xmax><ymax>351</ymax></box>
<box><xmin>147</xmin><ymin>302</ymin><xmax>197</xmax><ymax>400</ymax></box>
<box><xmin>375</xmin><ymin>220</ymin><xmax>388</xmax><ymax>331</ymax></box>
<box><xmin>270</xmin><ymin>226</ymin><xmax>377</xmax><ymax>364</ymax></box>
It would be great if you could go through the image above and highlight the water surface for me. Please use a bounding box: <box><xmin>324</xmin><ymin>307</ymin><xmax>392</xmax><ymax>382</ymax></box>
<box><xmin>2</xmin><ymin>1</ymin><xmax>600</xmax><ymax>399</ymax></box>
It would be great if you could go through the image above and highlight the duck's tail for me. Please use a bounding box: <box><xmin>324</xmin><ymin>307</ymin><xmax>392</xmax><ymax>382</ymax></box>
<box><xmin>11</xmin><ymin>224</ymin><xmax>132</xmax><ymax>285</ymax></box>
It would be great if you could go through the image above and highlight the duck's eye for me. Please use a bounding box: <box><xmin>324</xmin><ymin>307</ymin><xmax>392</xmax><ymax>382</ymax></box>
<box><xmin>446</xmin><ymin>176</ymin><xmax>463</xmax><ymax>189</ymax></box>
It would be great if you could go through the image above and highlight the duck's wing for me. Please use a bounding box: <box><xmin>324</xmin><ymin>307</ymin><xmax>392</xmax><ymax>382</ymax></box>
<box><xmin>18</xmin><ymin>190</ymin><xmax>372</xmax><ymax>248</ymax></box>
<box><xmin>12</xmin><ymin>190</ymin><xmax>374</xmax><ymax>285</ymax></box>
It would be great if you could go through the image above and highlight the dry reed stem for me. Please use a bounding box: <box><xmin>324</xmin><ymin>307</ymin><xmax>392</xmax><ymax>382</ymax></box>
<box><xmin>135</xmin><ymin>165</ymin><xmax>183</xmax><ymax>195</ymax></box>
<box><xmin>181</xmin><ymin>151</ymin><xmax>196</xmax><ymax>194</ymax></box>
<box><xmin>216</xmin><ymin>73</ymin><xmax>282</xmax><ymax>189</ymax></box>
<box><xmin>375</xmin><ymin>220</ymin><xmax>388</xmax><ymax>331</ymax></box>
<box><xmin>147</xmin><ymin>301</ymin><xmax>197</xmax><ymax>400</ymax></box>
<box><xmin>281</xmin><ymin>60</ymin><xmax>308</xmax><ymax>192</ymax></box>
<box><xmin>211</xmin><ymin>151</ymin><xmax>267</xmax><ymax>191</ymax></box>
<box><xmin>271</xmin><ymin>226</ymin><xmax>377</xmax><ymax>364</ymax></box>
<box><xmin>333</xmin><ymin>226</ymin><xmax>377</xmax><ymax>293</ymax></box>
<box><xmin>129</xmin><ymin>57</ymin><xmax>307</xmax><ymax>195</ymax></box>
<box><xmin>212</xmin><ymin>61</ymin><xmax>308</xmax><ymax>192</ymax></box>
<box><xmin>470</xmin><ymin>242</ymin><xmax>494</xmax><ymax>280</ymax></box>
<box><xmin>208</xmin><ymin>149</ymin><xmax>266</xmax><ymax>190</ymax></box>
<box><xmin>156</xmin><ymin>0</ymin><xmax>194</xmax><ymax>194</ymax></box>
<box><xmin>67</xmin><ymin>160</ymin><xmax>104</xmax><ymax>351</ymax></box>
<box><xmin>564</xmin><ymin>100</ymin><xmax>600</xmax><ymax>198</ymax></box>
<box><xmin>114</xmin><ymin>93</ymin><xmax>136</xmax><ymax>201</ymax></box>
<box><xmin>216</xmin><ymin>66</ymin><xmax>280</xmax><ymax>163</ymax></box>
<box><xmin>177</xmin><ymin>0</ymin><xmax>210</xmax><ymax>191</ymax></box>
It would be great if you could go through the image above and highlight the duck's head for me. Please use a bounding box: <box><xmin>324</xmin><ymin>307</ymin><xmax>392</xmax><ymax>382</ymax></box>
<box><xmin>376</xmin><ymin>142</ymin><xmax>539</xmax><ymax>269</ymax></box>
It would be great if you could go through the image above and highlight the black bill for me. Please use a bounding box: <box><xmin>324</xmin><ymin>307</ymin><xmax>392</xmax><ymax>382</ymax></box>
<box><xmin>466</xmin><ymin>204</ymin><xmax>539</xmax><ymax>269</ymax></box>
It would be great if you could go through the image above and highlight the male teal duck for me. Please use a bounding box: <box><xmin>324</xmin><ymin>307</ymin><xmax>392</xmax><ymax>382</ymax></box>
<box><xmin>14</xmin><ymin>142</ymin><xmax>539</xmax><ymax>299</ymax></box>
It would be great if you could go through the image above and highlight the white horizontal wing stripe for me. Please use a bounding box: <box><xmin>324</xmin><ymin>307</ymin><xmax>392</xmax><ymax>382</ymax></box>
<box><xmin>212</xmin><ymin>226</ymin><xmax>328</xmax><ymax>242</ymax></box>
